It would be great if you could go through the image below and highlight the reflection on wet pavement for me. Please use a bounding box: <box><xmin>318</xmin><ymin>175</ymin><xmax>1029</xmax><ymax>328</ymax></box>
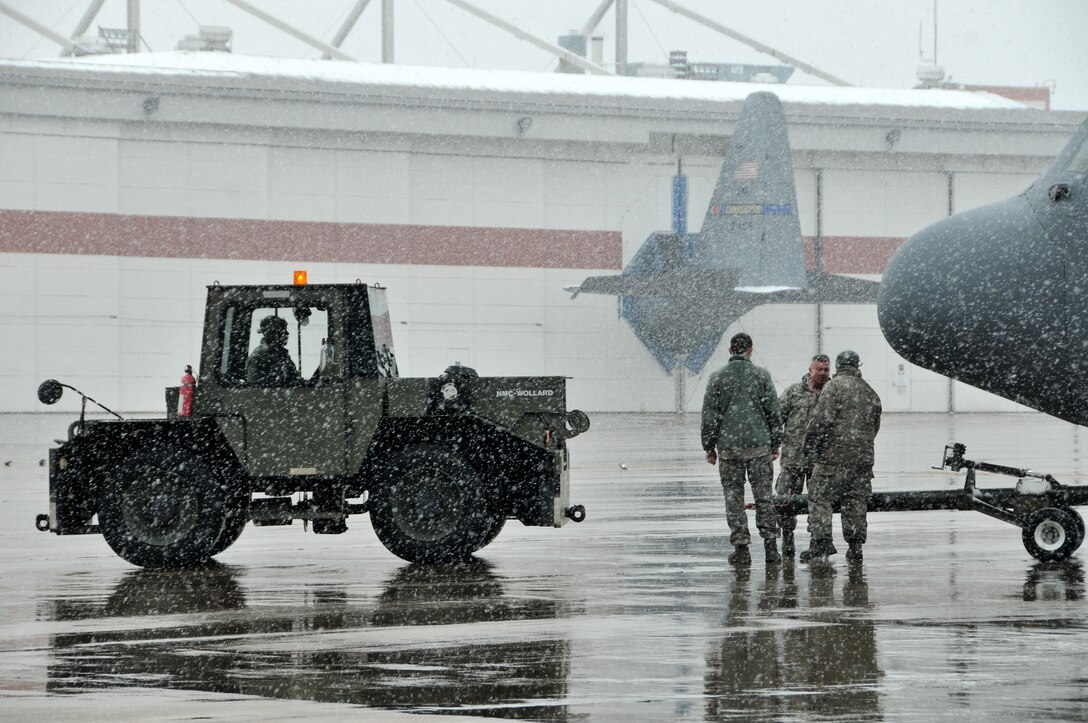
<box><xmin>4</xmin><ymin>413</ymin><xmax>1088</xmax><ymax>719</ymax></box>
<box><xmin>43</xmin><ymin>561</ymin><xmax>570</xmax><ymax>718</ymax></box>
<box><xmin>704</xmin><ymin>563</ymin><xmax>881</xmax><ymax>721</ymax></box>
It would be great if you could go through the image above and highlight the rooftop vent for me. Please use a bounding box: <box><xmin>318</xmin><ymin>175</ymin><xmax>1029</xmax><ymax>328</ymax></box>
<box><xmin>73</xmin><ymin>27</ymin><xmax>136</xmax><ymax>55</ymax></box>
<box><xmin>916</xmin><ymin>64</ymin><xmax>946</xmax><ymax>87</ymax></box>
<box><xmin>177</xmin><ymin>26</ymin><xmax>233</xmax><ymax>52</ymax></box>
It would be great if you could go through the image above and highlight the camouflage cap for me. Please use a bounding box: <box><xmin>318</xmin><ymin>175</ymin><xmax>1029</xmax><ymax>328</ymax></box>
<box><xmin>836</xmin><ymin>349</ymin><xmax>861</xmax><ymax>368</ymax></box>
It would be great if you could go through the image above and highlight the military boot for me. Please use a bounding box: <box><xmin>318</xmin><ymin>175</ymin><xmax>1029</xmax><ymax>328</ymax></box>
<box><xmin>728</xmin><ymin>544</ymin><xmax>751</xmax><ymax>565</ymax></box>
<box><xmin>781</xmin><ymin>531</ymin><xmax>795</xmax><ymax>557</ymax></box>
<box><xmin>799</xmin><ymin>539</ymin><xmax>836</xmax><ymax>564</ymax></box>
<box><xmin>846</xmin><ymin>541</ymin><xmax>864</xmax><ymax>562</ymax></box>
<box><xmin>764</xmin><ymin>538</ymin><xmax>782</xmax><ymax>564</ymax></box>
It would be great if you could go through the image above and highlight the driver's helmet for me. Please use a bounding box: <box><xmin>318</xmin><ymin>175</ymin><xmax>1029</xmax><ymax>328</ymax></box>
<box><xmin>258</xmin><ymin>315</ymin><xmax>288</xmax><ymax>339</ymax></box>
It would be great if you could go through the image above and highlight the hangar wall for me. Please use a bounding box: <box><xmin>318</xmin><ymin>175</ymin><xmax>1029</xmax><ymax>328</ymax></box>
<box><xmin>0</xmin><ymin>81</ymin><xmax>1066</xmax><ymax>415</ymax></box>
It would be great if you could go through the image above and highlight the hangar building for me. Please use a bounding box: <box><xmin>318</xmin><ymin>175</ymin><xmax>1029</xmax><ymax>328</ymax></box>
<box><xmin>0</xmin><ymin>52</ymin><xmax>1082</xmax><ymax>413</ymax></box>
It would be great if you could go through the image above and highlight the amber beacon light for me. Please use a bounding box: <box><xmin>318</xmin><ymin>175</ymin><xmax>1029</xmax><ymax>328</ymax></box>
<box><xmin>293</xmin><ymin>270</ymin><xmax>308</xmax><ymax>285</ymax></box>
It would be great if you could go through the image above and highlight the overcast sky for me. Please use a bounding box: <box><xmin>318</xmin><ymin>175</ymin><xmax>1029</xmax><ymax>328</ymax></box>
<box><xmin>2</xmin><ymin>0</ymin><xmax>1087</xmax><ymax>111</ymax></box>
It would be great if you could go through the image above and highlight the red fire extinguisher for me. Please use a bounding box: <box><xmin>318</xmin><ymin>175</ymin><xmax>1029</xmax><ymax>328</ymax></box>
<box><xmin>179</xmin><ymin>365</ymin><xmax>195</xmax><ymax>417</ymax></box>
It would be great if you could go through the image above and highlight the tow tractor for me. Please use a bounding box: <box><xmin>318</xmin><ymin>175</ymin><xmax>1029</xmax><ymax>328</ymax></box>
<box><xmin>777</xmin><ymin>443</ymin><xmax>1088</xmax><ymax>562</ymax></box>
<box><xmin>35</xmin><ymin>275</ymin><xmax>590</xmax><ymax>567</ymax></box>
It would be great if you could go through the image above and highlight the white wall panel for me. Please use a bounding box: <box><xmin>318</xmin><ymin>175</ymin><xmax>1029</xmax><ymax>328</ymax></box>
<box><xmin>822</xmin><ymin>169</ymin><xmax>948</xmax><ymax>237</ymax></box>
<box><xmin>189</xmin><ymin>187</ymin><xmax>267</xmax><ymax>220</ymax></box>
<box><xmin>474</xmin><ymin>200</ymin><xmax>543</xmax><ymax>229</ymax></box>
<box><xmin>3</xmin><ymin>321</ymin><xmax>36</xmax><ymax>375</ymax></box>
<box><xmin>953</xmin><ymin>172</ymin><xmax>1038</xmax><ymax>213</ymax></box>
<box><xmin>338</xmin><ymin>194</ymin><xmax>412</xmax><ymax>224</ymax></box>
<box><xmin>409</xmin><ymin>154</ymin><xmax>473</xmax><ymax>200</ymax></box>
<box><xmin>407</xmin><ymin>198</ymin><xmax>474</xmax><ymax>227</ymax></box>
<box><xmin>36</xmin><ymin>181</ymin><xmax>118</xmax><ymax>213</ymax></box>
<box><xmin>33</xmin><ymin>135</ymin><xmax>119</xmax><ymax>185</ymax></box>
<box><xmin>0</xmin><ymin>134</ymin><xmax>34</xmax><ymax>182</ymax></box>
<box><xmin>795</xmin><ymin>169</ymin><xmax>818</xmax><ymax>237</ymax></box>
<box><xmin>269</xmin><ymin>147</ymin><xmax>337</xmax><ymax>196</ymax></box>
<box><xmin>619</xmin><ymin>165</ymin><xmax>676</xmax><ymax>259</ymax></box>
<box><xmin>335</xmin><ymin>150</ymin><xmax>411</xmax><ymax>224</ymax></box>
<box><xmin>0</xmin><ymin>180</ymin><xmax>34</xmax><ymax>208</ymax></box>
<box><xmin>953</xmin><ymin>383</ymin><xmax>1037</xmax><ymax>413</ymax></box>
<box><xmin>120</xmin><ymin>140</ymin><xmax>191</xmax><ymax>190</ymax></box>
<box><xmin>187</xmin><ymin>144</ymin><xmax>268</xmax><ymax>219</ymax></box>
<box><xmin>118</xmin><ymin>187</ymin><xmax>191</xmax><ymax>216</ymax></box>
<box><xmin>268</xmin><ymin>191</ymin><xmax>338</xmax><ymax>222</ymax></box>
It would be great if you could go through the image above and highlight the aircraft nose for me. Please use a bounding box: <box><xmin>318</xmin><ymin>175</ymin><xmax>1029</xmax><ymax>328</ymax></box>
<box><xmin>877</xmin><ymin>216</ymin><xmax>969</xmax><ymax>377</ymax></box>
<box><xmin>878</xmin><ymin>196</ymin><xmax>1065</xmax><ymax>401</ymax></box>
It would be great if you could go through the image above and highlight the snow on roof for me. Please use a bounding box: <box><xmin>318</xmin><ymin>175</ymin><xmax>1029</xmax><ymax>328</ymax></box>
<box><xmin>2</xmin><ymin>51</ymin><xmax>1026</xmax><ymax>111</ymax></box>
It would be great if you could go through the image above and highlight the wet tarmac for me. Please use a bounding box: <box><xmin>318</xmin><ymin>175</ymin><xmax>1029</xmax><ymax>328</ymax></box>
<box><xmin>3</xmin><ymin>412</ymin><xmax>1088</xmax><ymax>720</ymax></box>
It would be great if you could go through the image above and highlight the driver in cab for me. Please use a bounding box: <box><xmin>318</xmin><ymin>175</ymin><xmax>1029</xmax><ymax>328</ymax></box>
<box><xmin>246</xmin><ymin>315</ymin><xmax>301</xmax><ymax>385</ymax></box>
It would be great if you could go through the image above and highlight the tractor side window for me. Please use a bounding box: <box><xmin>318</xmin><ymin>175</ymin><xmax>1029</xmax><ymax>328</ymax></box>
<box><xmin>369</xmin><ymin>290</ymin><xmax>399</xmax><ymax>378</ymax></box>
<box><xmin>346</xmin><ymin>287</ymin><xmax>399</xmax><ymax>378</ymax></box>
<box><xmin>218</xmin><ymin>305</ymin><xmax>250</xmax><ymax>385</ymax></box>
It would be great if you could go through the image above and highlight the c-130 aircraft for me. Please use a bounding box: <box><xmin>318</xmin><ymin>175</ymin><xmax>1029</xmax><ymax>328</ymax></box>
<box><xmin>566</xmin><ymin>91</ymin><xmax>879</xmax><ymax>375</ymax></box>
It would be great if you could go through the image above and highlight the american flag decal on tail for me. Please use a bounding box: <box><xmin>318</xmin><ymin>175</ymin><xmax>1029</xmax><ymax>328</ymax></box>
<box><xmin>733</xmin><ymin>161</ymin><xmax>759</xmax><ymax>180</ymax></box>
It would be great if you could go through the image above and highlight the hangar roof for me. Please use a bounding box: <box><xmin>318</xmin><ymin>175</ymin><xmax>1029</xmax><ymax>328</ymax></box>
<box><xmin>1</xmin><ymin>52</ymin><xmax>1081</xmax><ymax>161</ymax></box>
<box><xmin>2</xmin><ymin>51</ymin><xmax>1026</xmax><ymax>111</ymax></box>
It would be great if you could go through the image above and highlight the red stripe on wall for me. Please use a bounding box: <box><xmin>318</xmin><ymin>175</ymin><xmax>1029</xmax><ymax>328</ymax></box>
<box><xmin>0</xmin><ymin>210</ymin><xmax>906</xmax><ymax>275</ymax></box>
<box><xmin>803</xmin><ymin>236</ymin><xmax>905</xmax><ymax>275</ymax></box>
<box><xmin>0</xmin><ymin>210</ymin><xmax>624</xmax><ymax>270</ymax></box>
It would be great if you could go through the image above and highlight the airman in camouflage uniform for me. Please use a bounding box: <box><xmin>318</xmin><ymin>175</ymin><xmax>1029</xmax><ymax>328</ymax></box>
<box><xmin>800</xmin><ymin>350</ymin><xmax>882</xmax><ymax>563</ymax></box>
<box><xmin>701</xmin><ymin>333</ymin><xmax>783</xmax><ymax>565</ymax></box>
<box><xmin>775</xmin><ymin>354</ymin><xmax>831</xmax><ymax>556</ymax></box>
<box><xmin>246</xmin><ymin>315</ymin><xmax>301</xmax><ymax>386</ymax></box>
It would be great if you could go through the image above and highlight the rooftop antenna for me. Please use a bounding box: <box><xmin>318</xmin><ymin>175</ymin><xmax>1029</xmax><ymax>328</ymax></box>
<box><xmin>919</xmin><ymin>0</ymin><xmax>938</xmax><ymax>65</ymax></box>
<box><xmin>916</xmin><ymin>0</ymin><xmax>945</xmax><ymax>87</ymax></box>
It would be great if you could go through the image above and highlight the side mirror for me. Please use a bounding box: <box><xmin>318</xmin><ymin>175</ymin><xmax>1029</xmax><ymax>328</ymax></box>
<box><xmin>38</xmin><ymin>379</ymin><xmax>64</xmax><ymax>405</ymax></box>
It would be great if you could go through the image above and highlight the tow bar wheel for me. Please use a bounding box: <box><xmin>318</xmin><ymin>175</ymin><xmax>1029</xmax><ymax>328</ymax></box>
<box><xmin>1022</xmin><ymin>507</ymin><xmax>1082</xmax><ymax>562</ymax></box>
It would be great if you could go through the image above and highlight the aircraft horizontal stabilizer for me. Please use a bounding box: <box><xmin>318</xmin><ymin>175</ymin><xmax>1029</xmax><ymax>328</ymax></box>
<box><xmin>569</xmin><ymin>274</ymin><xmax>647</xmax><ymax>297</ymax></box>
<box><xmin>571</xmin><ymin>269</ymin><xmax>744</xmax><ymax>300</ymax></box>
<box><xmin>805</xmin><ymin>272</ymin><xmax>881</xmax><ymax>304</ymax></box>
<box><xmin>730</xmin><ymin>272</ymin><xmax>880</xmax><ymax>306</ymax></box>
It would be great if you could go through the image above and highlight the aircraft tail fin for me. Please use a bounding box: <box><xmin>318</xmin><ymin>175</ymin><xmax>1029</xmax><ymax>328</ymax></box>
<box><xmin>693</xmin><ymin>91</ymin><xmax>806</xmax><ymax>291</ymax></box>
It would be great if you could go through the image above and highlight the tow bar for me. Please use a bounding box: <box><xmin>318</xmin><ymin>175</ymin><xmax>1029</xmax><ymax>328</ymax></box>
<box><xmin>773</xmin><ymin>443</ymin><xmax>1088</xmax><ymax>562</ymax></box>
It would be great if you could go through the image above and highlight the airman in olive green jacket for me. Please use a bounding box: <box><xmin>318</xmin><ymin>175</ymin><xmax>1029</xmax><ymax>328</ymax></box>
<box><xmin>701</xmin><ymin>333</ymin><xmax>783</xmax><ymax>565</ymax></box>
